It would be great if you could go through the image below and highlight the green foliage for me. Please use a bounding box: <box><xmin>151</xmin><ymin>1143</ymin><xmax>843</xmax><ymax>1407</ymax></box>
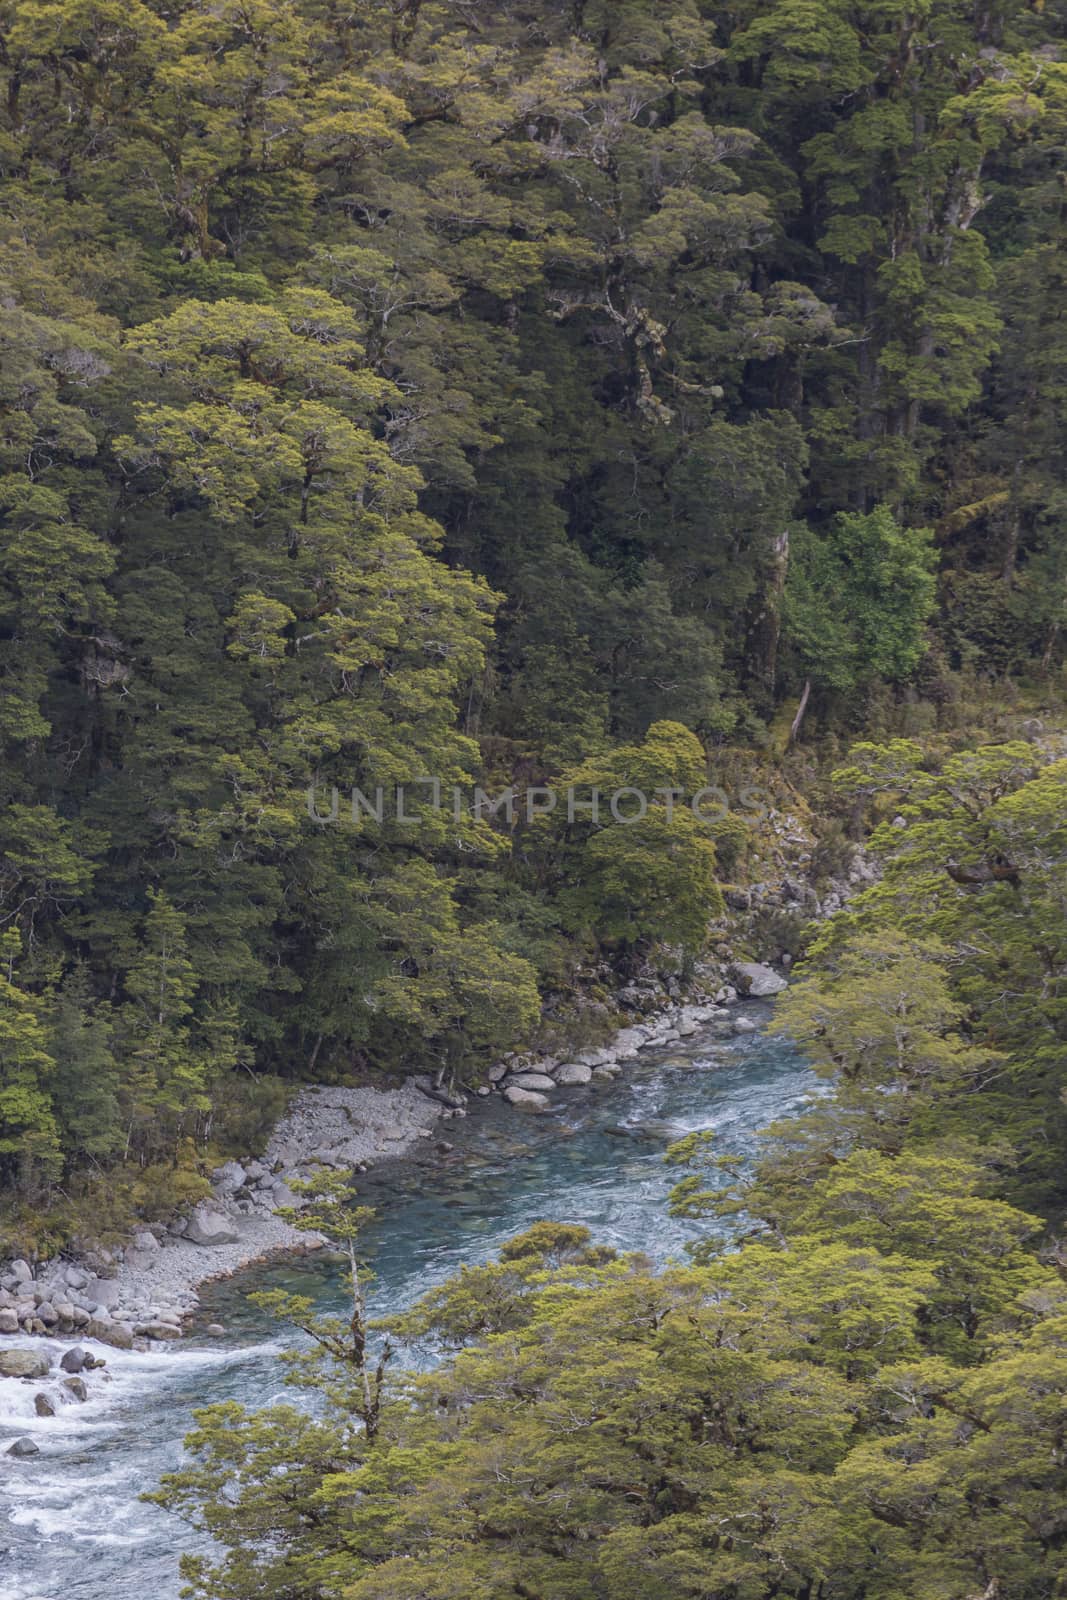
<box><xmin>0</xmin><ymin>929</ymin><xmax>61</xmax><ymax>1193</ymax></box>
<box><xmin>145</xmin><ymin>739</ymin><xmax>1066</xmax><ymax>1600</ymax></box>
<box><xmin>0</xmin><ymin>0</ymin><xmax>1065</xmax><ymax>1241</ymax></box>
<box><xmin>0</xmin><ymin>121</ymin><xmax>1047</xmax><ymax>1600</ymax></box>
<box><xmin>154</xmin><ymin>1137</ymin><xmax>1067</xmax><ymax>1600</ymax></box>
<box><xmin>786</xmin><ymin>508</ymin><xmax>937</xmax><ymax>693</ymax></box>
<box><xmin>812</xmin><ymin>740</ymin><xmax>1067</xmax><ymax>1197</ymax></box>
<box><xmin>545</xmin><ymin>722</ymin><xmax>725</xmax><ymax>955</ymax></box>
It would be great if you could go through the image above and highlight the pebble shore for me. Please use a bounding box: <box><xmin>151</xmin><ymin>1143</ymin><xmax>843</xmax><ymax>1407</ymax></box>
<box><xmin>0</xmin><ymin>1078</ymin><xmax>448</xmax><ymax>1366</ymax></box>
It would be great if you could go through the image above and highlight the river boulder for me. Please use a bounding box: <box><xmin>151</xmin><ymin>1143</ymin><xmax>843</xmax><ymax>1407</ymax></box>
<box><xmin>183</xmin><ymin>1203</ymin><xmax>240</xmax><ymax>1247</ymax></box>
<box><xmin>139</xmin><ymin>1320</ymin><xmax>183</xmax><ymax>1341</ymax></box>
<box><xmin>211</xmin><ymin>1161</ymin><xmax>247</xmax><ymax>1195</ymax></box>
<box><xmin>87</xmin><ymin>1317</ymin><xmax>134</xmax><ymax>1349</ymax></box>
<box><xmin>0</xmin><ymin>1349</ymin><xmax>51</xmax><ymax>1379</ymax></box>
<box><xmin>505</xmin><ymin>1073</ymin><xmax>557</xmax><ymax>1092</ymax></box>
<box><xmin>732</xmin><ymin>962</ymin><xmax>788</xmax><ymax>997</ymax></box>
<box><xmin>503</xmin><ymin>1085</ymin><xmax>550</xmax><ymax>1109</ymax></box>
<box><xmin>84</xmin><ymin>1276</ymin><xmax>121</xmax><ymax>1310</ymax></box>
<box><xmin>60</xmin><ymin>1347</ymin><xmax>89</xmax><ymax>1374</ymax></box>
<box><xmin>126</xmin><ymin>1232</ymin><xmax>161</xmax><ymax>1269</ymax></box>
<box><xmin>611</xmin><ymin>1032</ymin><xmax>643</xmax><ymax>1060</ymax></box>
<box><xmin>124</xmin><ymin>1247</ymin><xmax>156</xmax><ymax>1275</ymax></box>
<box><xmin>7</xmin><ymin>1437</ymin><xmax>39</xmax><ymax>1457</ymax></box>
<box><xmin>574</xmin><ymin>1047</ymin><xmax>617</xmax><ymax>1068</ymax></box>
<box><xmin>554</xmin><ymin>1063</ymin><xmax>593</xmax><ymax>1086</ymax></box>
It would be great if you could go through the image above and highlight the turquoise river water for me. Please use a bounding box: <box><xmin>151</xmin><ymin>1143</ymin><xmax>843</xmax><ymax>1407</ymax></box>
<box><xmin>0</xmin><ymin>1006</ymin><xmax>817</xmax><ymax>1600</ymax></box>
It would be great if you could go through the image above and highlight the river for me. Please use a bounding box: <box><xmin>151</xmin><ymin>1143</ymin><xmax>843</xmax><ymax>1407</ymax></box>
<box><xmin>0</xmin><ymin>1008</ymin><xmax>817</xmax><ymax>1600</ymax></box>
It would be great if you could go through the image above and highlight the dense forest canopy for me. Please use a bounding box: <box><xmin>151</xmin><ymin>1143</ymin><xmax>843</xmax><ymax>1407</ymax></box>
<box><xmin>0</xmin><ymin>0</ymin><xmax>1065</xmax><ymax>1228</ymax></box>
<box><xmin>2</xmin><ymin>3</ymin><xmax>1067</xmax><ymax>1596</ymax></box>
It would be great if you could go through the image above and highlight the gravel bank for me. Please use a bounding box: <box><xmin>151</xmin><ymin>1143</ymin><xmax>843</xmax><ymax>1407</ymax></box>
<box><xmin>1</xmin><ymin>1078</ymin><xmax>443</xmax><ymax>1351</ymax></box>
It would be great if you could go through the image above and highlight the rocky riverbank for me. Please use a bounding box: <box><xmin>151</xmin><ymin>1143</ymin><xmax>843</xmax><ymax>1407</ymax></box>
<box><xmin>1</xmin><ymin>781</ymin><xmax>846</xmax><ymax>1367</ymax></box>
<box><xmin>0</xmin><ymin>960</ymin><xmax>790</xmax><ymax>1354</ymax></box>
<box><xmin>485</xmin><ymin>962</ymin><xmax>785</xmax><ymax>1109</ymax></box>
<box><xmin>0</xmin><ymin>952</ymin><xmax>796</xmax><ymax>1461</ymax></box>
<box><xmin>0</xmin><ymin>1078</ymin><xmax>446</xmax><ymax>1358</ymax></box>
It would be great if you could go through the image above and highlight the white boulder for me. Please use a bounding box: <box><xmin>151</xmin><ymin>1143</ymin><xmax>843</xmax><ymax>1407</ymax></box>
<box><xmin>574</xmin><ymin>1047</ymin><xmax>617</xmax><ymax>1068</ymax></box>
<box><xmin>554</xmin><ymin>1063</ymin><xmax>593</xmax><ymax>1086</ymax></box>
<box><xmin>211</xmin><ymin>1161</ymin><xmax>247</xmax><ymax>1194</ymax></box>
<box><xmin>183</xmin><ymin>1204</ymin><xmax>240</xmax><ymax>1247</ymax></box>
<box><xmin>734</xmin><ymin>962</ymin><xmax>788</xmax><ymax>997</ymax></box>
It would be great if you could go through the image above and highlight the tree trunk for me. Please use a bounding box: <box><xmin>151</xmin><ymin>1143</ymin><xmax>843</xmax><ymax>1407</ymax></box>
<box><xmin>788</xmin><ymin>678</ymin><xmax>812</xmax><ymax>746</ymax></box>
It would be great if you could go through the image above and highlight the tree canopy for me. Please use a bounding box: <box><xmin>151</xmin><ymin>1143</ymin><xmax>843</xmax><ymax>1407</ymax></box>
<box><xmin>0</xmin><ymin>0</ymin><xmax>1065</xmax><ymax>1227</ymax></box>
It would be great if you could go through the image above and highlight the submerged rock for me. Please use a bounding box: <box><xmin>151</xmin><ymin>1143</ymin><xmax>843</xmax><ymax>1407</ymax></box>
<box><xmin>503</xmin><ymin>1086</ymin><xmax>550</xmax><ymax>1109</ymax></box>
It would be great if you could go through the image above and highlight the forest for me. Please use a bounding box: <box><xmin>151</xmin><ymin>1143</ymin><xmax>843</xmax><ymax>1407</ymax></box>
<box><xmin>1</xmin><ymin>0</ymin><xmax>1064</xmax><ymax>1230</ymax></box>
<box><xmin>0</xmin><ymin>0</ymin><xmax>1066</xmax><ymax>1589</ymax></box>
